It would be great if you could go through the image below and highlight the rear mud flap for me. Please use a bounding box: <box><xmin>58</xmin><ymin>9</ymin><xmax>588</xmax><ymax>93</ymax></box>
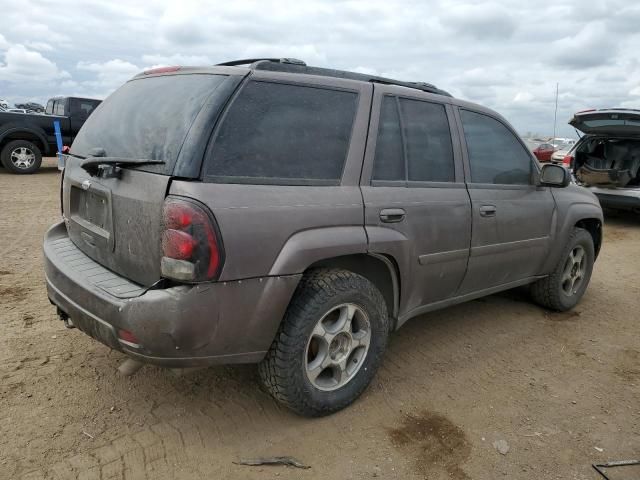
<box><xmin>576</xmin><ymin>164</ymin><xmax>633</xmax><ymax>187</ymax></box>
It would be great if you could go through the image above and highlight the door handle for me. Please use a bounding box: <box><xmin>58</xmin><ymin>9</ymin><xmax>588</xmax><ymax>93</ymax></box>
<box><xmin>479</xmin><ymin>205</ymin><xmax>497</xmax><ymax>217</ymax></box>
<box><xmin>380</xmin><ymin>208</ymin><xmax>406</xmax><ymax>223</ymax></box>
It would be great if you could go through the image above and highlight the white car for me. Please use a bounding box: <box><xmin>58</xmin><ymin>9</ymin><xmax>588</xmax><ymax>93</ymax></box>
<box><xmin>551</xmin><ymin>143</ymin><xmax>577</xmax><ymax>163</ymax></box>
<box><xmin>0</xmin><ymin>99</ymin><xmax>9</xmax><ymax>109</ymax></box>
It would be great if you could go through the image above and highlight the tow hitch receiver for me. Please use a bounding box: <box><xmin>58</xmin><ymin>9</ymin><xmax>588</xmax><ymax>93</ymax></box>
<box><xmin>56</xmin><ymin>307</ymin><xmax>75</xmax><ymax>329</ymax></box>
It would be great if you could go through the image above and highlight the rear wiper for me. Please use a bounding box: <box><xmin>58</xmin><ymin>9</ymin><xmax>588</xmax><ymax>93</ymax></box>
<box><xmin>80</xmin><ymin>157</ymin><xmax>164</xmax><ymax>178</ymax></box>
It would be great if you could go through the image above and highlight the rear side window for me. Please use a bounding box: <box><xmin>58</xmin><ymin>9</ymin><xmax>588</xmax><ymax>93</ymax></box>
<box><xmin>400</xmin><ymin>98</ymin><xmax>454</xmax><ymax>182</ymax></box>
<box><xmin>205</xmin><ymin>81</ymin><xmax>358</xmax><ymax>185</ymax></box>
<box><xmin>372</xmin><ymin>96</ymin><xmax>404</xmax><ymax>181</ymax></box>
<box><xmin>45</xmin><ymin>100</ymin><xmax>54</xmax><ymax>115</ymax></box>
<box><xmin>460</xmin><ymin>110</ymin><xmax>532</xmax><ymax>185</ymax></box>
<box><xmin>372</xmin><ymin>96</ymin><xmax>455</xmax><ymax>183</ymax></box>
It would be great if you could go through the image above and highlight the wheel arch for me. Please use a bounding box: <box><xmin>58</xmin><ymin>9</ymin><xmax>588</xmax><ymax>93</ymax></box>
<box><xmin>543</xmin><ymin>202</ymin><xmax>603</xmax><ymax>274</ymax></box>
<box><xmin>0</xmin><ymin>127</ymin><xmax>49</xmax><ymax>155</ymax></box>
<box><xmin>305</xmin><ymin>253</ymin><xmax>400</xmax><ymax>327</ymax></box>
<box><xmin>575</xmin><ymin>217</ymin><xmax>602</xmax><ymax>258</ymax></box>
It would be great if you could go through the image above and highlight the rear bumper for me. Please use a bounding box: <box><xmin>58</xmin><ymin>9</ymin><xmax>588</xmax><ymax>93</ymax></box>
<box><xmin>44</xmin><ymin>221</ymin><xmax>301</xmax><ymax>367</ymax></box>
<box><xmin>589</xmin><ymin>187</ymin><xmax>640</xmax><ymax>211</ymax></box>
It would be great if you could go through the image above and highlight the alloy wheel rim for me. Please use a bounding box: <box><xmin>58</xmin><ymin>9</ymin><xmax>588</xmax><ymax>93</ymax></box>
<box><xmin>561</xmin><ymin>245</ymin><xmax>587</xmax><ymax>296</ymax></box>
<box><xmin>304</xmin><ymin>303</ymin><xmax>371</xmax><ymax>392</ymax></box>
<box><xmin>10</xmin><ymin>147</ymin><xmax>35</xmax><ymax>169</ymax></box>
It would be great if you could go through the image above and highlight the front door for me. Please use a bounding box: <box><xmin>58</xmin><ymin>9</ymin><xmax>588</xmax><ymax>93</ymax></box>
<box><xmin>361</xmin><ymin>87</ymin><xmax>472</xmax><ymax>322</ymax></box>
<box><xmin>455</xmin><ymin>108</ymin><xmax>556</xmax><ymax>294</ymax></box>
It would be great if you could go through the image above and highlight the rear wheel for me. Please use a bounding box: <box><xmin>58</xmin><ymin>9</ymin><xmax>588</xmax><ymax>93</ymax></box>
<box><xmin>1</xmin><ymin>140</ymin><xmax>43</xmax><ymax>174</ymax></box>
<box><xmin>530</xmin><ymin>227</ymin><xmax>595</xmax><ymax>311</ymax></box>
<box><xmin>259</xmin><ymin>269</ymin><xmax>389</xmax><ymax>416</ymax></box>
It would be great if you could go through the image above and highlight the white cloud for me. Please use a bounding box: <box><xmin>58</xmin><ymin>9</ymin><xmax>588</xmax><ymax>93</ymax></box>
<box><xmin>0</xmin><ymin>44</ymin><xmax>69</xmax><ymax>83</ymax></box>
<box><xmin>24</xmin><ymin>41</ymin><xmax>54</xmax><ymax>52</ymax></box>
<box><xmin>0</xmin><ymin>0</ymin><xmax>638</xmax><ymax>136</ymax></box>
<box><xmin>0</xmin><ymin>33</ymin><xmax>9</xmax><ymax>50</ymax></box>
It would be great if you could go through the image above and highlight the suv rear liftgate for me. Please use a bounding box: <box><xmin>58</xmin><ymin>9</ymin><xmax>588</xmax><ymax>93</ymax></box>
<box><xmin>570</xmin><ymin>109</ymin><xmax>640</xmax><ymax>187</ymax></box>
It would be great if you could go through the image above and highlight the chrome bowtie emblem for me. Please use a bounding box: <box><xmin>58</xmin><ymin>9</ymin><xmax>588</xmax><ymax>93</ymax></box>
<box><xmin>81</xmin><ymin>180</ymin><xmax>92</xmax><ymax>190</ymax></box>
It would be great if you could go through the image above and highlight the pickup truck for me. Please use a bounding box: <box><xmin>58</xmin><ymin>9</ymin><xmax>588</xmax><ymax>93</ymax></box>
<box><xmin>0</xmin><ymin>96</ymin><xmax>101</xmax><ymax>174</ymax></box>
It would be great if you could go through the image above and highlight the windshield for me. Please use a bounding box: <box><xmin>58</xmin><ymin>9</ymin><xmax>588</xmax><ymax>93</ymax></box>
<box><xmin>71</xmin><ymin>74</ymin><xmax>227</xmax><ymax>174</ymax></box>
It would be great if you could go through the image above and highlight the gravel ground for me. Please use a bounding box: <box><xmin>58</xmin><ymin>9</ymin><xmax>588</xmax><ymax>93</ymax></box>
<box><xmin>1</xmin><ymin>158</ymin><xmax>638</xmax><ymax>480</ymax></box>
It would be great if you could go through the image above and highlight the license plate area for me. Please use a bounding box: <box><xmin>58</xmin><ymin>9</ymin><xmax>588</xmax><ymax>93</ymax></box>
<box><xmin>69</xmin><ymin>181</ymin><xmax>114</xmax><ymax>251</ymax></box>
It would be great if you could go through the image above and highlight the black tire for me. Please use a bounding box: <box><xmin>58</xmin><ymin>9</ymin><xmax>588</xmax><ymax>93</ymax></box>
<box><xmin>259</xmin><ymin>268</ymin><xmax>389</xmax><ymax>417</ymax></box>
<box><xmin>530</xmin><ymin>227</ymin><xmax>595</xmax><ymax>311</ymax></box>
<box><xmin>0</xmin><ymin>140</ymin><xmax>43</xmax><ymax>174</ymax></box>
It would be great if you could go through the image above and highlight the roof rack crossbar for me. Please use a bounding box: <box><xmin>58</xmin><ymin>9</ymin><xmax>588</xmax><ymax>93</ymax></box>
<box><xmin>215</xmin><ymin>58</ymin><xmax>451</xmax><ymax>97</ymax></box>
<box><xmin>216</xmin><ymin>58</ymin><xmax>306</xmax><ymax>67</ymax></box>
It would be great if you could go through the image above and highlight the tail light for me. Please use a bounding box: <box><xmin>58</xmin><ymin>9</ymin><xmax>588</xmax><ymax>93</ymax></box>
<box><xmin>160</xmin><ymin>197</ymin><xmax>224</xmax><ymax>282</ymax></box>
<box><xmin>563</xmin><ymin>155</ymin><xmax>573</xmax><ymax>167</ymax></box>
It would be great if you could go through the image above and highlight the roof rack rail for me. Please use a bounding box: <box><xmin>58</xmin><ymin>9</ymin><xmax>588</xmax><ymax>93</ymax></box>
<box><xmin>215</xmin><ymin>58</ymin><xmax>451</xmax><ymax>97</ymax></box>
<box><xmin>216</xmin><ymin>58</ymin><xmax>306</xmax><ymax>67</ymax></box>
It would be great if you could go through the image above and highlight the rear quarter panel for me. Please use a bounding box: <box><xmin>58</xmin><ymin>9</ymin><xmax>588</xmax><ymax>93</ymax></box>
<box><xmin>168</xmin><ymin>182</ymin><xmax>367</xmax><ymax>280</ymax></box>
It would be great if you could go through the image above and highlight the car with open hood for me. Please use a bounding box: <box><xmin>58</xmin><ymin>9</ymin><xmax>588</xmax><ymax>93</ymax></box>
<box><xmin>566</xmin><ymin>108</ymin><xmax>640</xmax><ymax>213</ymax></box>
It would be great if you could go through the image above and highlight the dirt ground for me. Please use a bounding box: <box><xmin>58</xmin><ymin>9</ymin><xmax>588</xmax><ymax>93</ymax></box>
<box><xmin>1</xmin><ymin>158</ymin><xmax>638</xmax><ymax>480</ymax></box>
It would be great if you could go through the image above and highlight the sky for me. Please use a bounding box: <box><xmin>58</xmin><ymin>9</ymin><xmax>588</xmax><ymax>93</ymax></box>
<box><xmin>1</xmin><ymin>0</ymin><xmax>639</xmax><ymax>138</ymax></box>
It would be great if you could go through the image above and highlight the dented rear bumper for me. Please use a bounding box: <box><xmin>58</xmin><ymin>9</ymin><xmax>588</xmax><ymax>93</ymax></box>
<box><xmin>43</xmin><ymin>221</ymin><xmax>300</xmax><ymax>367</ymax></box>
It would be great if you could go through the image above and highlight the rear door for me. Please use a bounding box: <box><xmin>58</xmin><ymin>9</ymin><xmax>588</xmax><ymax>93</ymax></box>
<box><xmin>361</xmin><ymin>86</ymin><xmax>471</xmax><ymax>321</ymax></box>
<box><xmin>454</xmin><ymin>107</ymin><xmax>556</xmax><ymax>293</ymax></box>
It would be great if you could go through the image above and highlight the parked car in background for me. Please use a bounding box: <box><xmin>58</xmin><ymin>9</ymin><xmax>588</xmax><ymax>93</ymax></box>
<box><xmin>0</xmin><ymin>99</ymin><xmax>9</xmax><ymax>109</ymax></box>
<box><xmin>6</xmin><ymin>108</ymin><xmax>28</xmax><ymax>114</ymax></box>
<box><xmin>0</xmin><ymin>96</ymin><xmax>101</xmax><ymax>173</ymax></box>
<box><xmin>551</xmin><ymin>143</ymin><xmax>576</xmax><ymax>164</ymax></box>
<box><xmin>533</xmin><ymin>142</ymin><xmax>555</xmax><ymax>161</ymax></box>
<box><xmin>44</xmin><ymin>59</ymin><xmax>603</xmax><ymax>417</ymax></box>
<box><xmin>15</xmin><ymin>102</ymin><xmax>45</xmax><ymax>113</ymax></box>
<box><xmin>568</xmin><ymin>108</ymin><xmax>640</xmax><ymax>214</ymax></box>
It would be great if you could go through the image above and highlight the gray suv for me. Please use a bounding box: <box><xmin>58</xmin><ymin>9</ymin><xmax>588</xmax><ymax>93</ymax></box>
<box><xmin>44</xmin><ymin>58</ymin><xmax>603</xmax><ymax>416</ymax></box>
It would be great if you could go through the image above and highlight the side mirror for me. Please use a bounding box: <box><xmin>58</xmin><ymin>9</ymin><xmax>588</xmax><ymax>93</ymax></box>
<box><xmin>539</xmin><ymin>163</ymin><xmax>570</xmax><ymax>187</ymax></box>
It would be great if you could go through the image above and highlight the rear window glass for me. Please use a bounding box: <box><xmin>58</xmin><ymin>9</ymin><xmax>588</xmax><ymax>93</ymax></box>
<box><xmin>204</xmin><ymin>81</ymin><xmax>358</xmax><ymax>185</ymax></box>
<box><xmin>583</xmin><ymin>119</ymin><xmax>640</xmax><ymax>128</ymax></box>
<box><xmin>71</xmin><ymin>74</ymin><xmax>227</xmax><ymax>174</ymax></box>
<box><xmin>71</xmin><ymin>99</ymin><xmax>100</xmax><ymax>117</ymax></box>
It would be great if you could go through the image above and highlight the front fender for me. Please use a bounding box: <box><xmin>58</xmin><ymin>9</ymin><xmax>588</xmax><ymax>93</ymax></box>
<box><xmin>542</xmin><ymin>196</ymin><xmax>603</xmax><ymax>273</ymax></box>
<box><xmin>268</xmin><ymin>226</ymin><xmax>368</xmax><ymax>275</ymax></box>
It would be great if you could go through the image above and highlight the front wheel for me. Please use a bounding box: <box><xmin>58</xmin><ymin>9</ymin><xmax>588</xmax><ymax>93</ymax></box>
<box><xmin>530</xmin><ymin>227</ymin><xmax>595</xmax><ymax>311</ymax></box>
<box><xmin>259</xmin><ymin>269</ymin><xmax>390</xmax><ymax>417</ymax></box>
<box><xmin>0</xmin><ymin>140</ymin><xmax>43</xmax><ymax>174</ymax></box>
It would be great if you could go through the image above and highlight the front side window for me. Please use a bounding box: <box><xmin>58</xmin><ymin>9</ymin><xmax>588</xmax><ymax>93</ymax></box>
<box><xmin>460</xmin><ymin>110</ymin><xmax>532</xmax><ymax>185</ymax></box>
<box><xmin>205</xmin><ymin>81</ymin><xmax>358</xmax><ymax>184</ymax></box>
<box><xmin>372</xmin><ymin>96</ymin><xmax>455</xmax><ymax>183</ymax></box>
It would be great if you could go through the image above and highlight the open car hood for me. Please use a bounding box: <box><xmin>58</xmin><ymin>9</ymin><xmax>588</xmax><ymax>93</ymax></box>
<box><xmin>570</xmin><ymin>109</ymin><xmax>640</xmax><ymax>136</ymax></box>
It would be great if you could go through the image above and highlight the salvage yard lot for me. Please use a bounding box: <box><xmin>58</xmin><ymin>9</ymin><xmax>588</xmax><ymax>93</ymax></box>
<box><xmin>1</xmin><ymin>158</ymin><xmax>638</xmax><ymax>480</ymax></box>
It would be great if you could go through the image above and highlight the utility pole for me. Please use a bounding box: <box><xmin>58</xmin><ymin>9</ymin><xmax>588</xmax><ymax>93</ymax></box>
<box><xmin>552</xmin><ymin>82</ymin><xmax>559</xmax><ymax>142</ymax></box>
